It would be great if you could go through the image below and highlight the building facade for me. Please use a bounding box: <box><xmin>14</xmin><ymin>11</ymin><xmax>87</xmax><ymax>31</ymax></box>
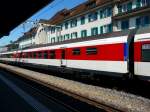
<box><xmin>40</xmin><ymin>0</ymin><xmax>150</xmax><ymax>45</ymax></box>
<box><xmin>46</xmin><ymin>0</ymin><xmax>113</xmax><ymax>44</ymax></box>
<box><xmin>19</xmin><ymin>0</ymin><xmax>150</xmax><ymax>46</ymax></box>
<box><xmin>113</xmin><ymin>0</ymin><xmax>150</xmax><ymax>31</ymax></box>
<box><xmin>18</xmin><ymin>27</ymin><xmax>37</xmax><ymax>49</ymax></box>
<box><xmin>34</xmin><ymin>23</ymin><xmax>49</xmax><ymax>45</ymax></box>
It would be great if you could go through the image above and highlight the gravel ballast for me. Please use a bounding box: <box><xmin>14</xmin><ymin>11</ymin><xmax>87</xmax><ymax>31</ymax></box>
<box><xmin>0</xmin><ymin>63</ymin><xmax>150</xmax><ymax>112</ymax></box>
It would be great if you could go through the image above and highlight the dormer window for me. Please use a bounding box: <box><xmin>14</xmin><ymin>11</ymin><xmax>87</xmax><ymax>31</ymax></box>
<box><xmin>86</xmin><ymin>0</ymin><xmax>96</xmax><ymax>9</ymax></box>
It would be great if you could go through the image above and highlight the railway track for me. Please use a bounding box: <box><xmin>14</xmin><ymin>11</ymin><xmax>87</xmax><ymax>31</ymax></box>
<box><xmin>0</xmin><ymin>63</ymin><xmax>150</xmax><ymax>112</ymax></box>
<box><xmin>1</xmin><ymin>70</ymin><xmax>108</xmax><ymax>112</ymax></box>
<box><xmin>0</xmin><ymin>70</ymin><xmax>80</xmax><ymax>112</ymax></box>
<box><xmin>17</xmin><ymin>64</ymin><xmax>150</xmax><ymax>99</ymax></box>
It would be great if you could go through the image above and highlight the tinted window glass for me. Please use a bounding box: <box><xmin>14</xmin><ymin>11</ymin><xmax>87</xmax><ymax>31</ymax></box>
<box><xmin>44</xmin><ymin>51</ymin><xmax>48</xmax><ymax>59</ymax></box>
<box><xmin>72</xmin><ymin>48</ymin><xmax>80</xmax><ymax>55</ymax></box>
<box><xmin>91</xmin><ymin>27</ymin><xmax>98</xmax><ymax>36</ymax></box>
<box><xmin>86</xmin><ymin>47</ymin><xmax>97</xmax><ymax>55</ymax></box>
<box><xmin>38</xmin><ymin>52</ymin><xmax>43</xmax><ymax>58</ymax></box>
<box><xmin>50</xmin><ymin>50</ymin><xmax>56</xmax><ymax>59</ymax></box>
<box><xmin>121</xmin><ymin>20</ymin><xmax>129</xmax><ymax>30</ymax></box>
<box><xmin>142</xmin><ymin>44</ymin><xmax>150</xmax><ymax>62</ymax></box>
<box><xmin>33</xmin><ymin>52</ymin><xmax>37</xmax><ymax>58</ymax></box>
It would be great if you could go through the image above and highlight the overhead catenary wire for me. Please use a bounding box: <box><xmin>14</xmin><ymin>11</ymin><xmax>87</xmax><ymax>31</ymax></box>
<box><xmin>30</xmin><ymin>0</ymin><xmax>65</xmax><ymax>20</ymax></box>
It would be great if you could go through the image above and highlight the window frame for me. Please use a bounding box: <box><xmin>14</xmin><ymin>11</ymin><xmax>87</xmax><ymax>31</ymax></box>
<box><xmin>71</xmin><ymin>19</ymin><xmax>77</xmax><ymax>28</ymax></box>
<box><xmin>81</xmin><ymin>30</ymin><xmax>87</xmax><ymax>38</ymax></box>
<box><xmin>91</xmin><ymin>27</ymin><xmax>98</xmax><ymax>36</ymax></box>
<box><xmin>141</xmin><ymin>43</ymin><xmax>150</xmax><ymax>62</ymax></box>
<box><xmin>72</xmin><ymin>48</ymin><xmax>81</xmax><ymax>55</ymax></box>
<box><xmin>65</xmin><ymin>22</ymin><xmax>69</xmax><ymax>29</ymax></box>
<box><xmin>33</xmin><ymin>52</ymin><xmax>37</xmax><ymax>58</ymax></box>
<box><xmin>50</xmin><ymin>50</ymin><xmax>56</xmax><ymax>59</ymax></box>
<box><xmin>86</xmin><ymin>47</ymin><xmax>98</xmax><ymax>55</ymax></box>
<box><xmin>121</xmin><ymin>19</ymin><xmax>129</xmax><ymax>30</ymax></box>
<box><xmin>81</xmin><ymin>16</ymin><xmax>85</xmax><ymax>25</ymax></box>
<box><xmin>88</xmin><ymin>12</ymin><xmax>98</xmax><ymax>22</ymax></box>
<box><xmin>43</xmin><ymin>51</ymin><xmax>48</xmax><ymax>59</ymax></box>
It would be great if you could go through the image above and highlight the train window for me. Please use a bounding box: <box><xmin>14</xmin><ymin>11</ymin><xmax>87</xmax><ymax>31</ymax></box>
<box><xmin>86</xmin><ymin>47</ymin><xmax>97</xmax><ymax>55</ymax></box>
<box><xmin>29</xmin><ymin>52</ymin><xmax>32</xmax><ymax>58</ymax></box>
<box><xmin>33</xmin><ymin>52</ymin><xmax>37</xmax><ymax>58</ymax></box>
<box><xmin>6</xmin><ymin>54</ymin><xmax>8</xmax><ymax>58</ymax></box>
<box><xmin>43</xmin><ymin>51</ymin><xmax>48</xmax><ymax>59</ymax></box>
<box><xmin>142</xmin><ymin>44</ymin><xmax>150</xmax><ymax>62</ymax></box>
<box><xmin>38</xmin><ymin>52</ymin><xmax>43</xmax><ymax>58</ymax></box>
<box><xmin>72</xmin><ymin>48</ymin><xmax>80</xmax><ymax>55</ymax></box>
<box><xmin>6</xmin><ymin>54</ymin><xmax>9</xmax><ymax>58</ymax></box>
<box><xmin>9</xmin><ymin>54</ymin><xmax>12</xmax><ymax>58</ymax></box>
<box><xmin>50</xmin><ymin>50</ymin><xmax>56</xmax><ymax>59</ymax></box>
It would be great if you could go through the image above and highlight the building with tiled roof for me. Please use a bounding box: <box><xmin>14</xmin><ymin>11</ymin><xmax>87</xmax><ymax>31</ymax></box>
<box><xmin>21</xmin><ymin>0</ymin><xmax>150</xmax><ymax>46</ymax></box>
<box><xmin>39</xmin><ymin>0</ymin><xmax>149</xmax><ymax>44</ymax></box>
<box><xmin>17</xmin><ymin>27</ymin><xmax>38</xmax><ymax>48</ymax></box>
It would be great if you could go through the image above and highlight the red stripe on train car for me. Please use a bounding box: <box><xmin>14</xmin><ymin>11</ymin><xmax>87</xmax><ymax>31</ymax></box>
<box><xmin>134</xmin><ymin>42</ymin><xmax>141</xmax><ymax>62</ymax></box>
<box><xmin>65</xmin><ymin>43</ymin><xmax>124</xmax><ymax>61</ymax></box>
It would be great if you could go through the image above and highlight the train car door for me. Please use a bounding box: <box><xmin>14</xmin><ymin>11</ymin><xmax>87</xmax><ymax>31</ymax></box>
<box><xmin>136</xmin><ymin>41</ymin><xmax>150</xmax><ymax>77</ymax></box>
<box><xmin>60</xmin><ymin>48</ymin><xmax>67</xmax><ymax>67</ymax></box>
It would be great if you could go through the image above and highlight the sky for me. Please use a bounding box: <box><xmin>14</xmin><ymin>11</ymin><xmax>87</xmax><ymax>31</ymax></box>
<box><xmin>0</xmin><ymin>0</ymin><xmax>87</xmax><ymax>46</ymax></box>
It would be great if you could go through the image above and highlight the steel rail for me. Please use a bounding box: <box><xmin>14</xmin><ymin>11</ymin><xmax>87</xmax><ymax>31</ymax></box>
<box><xmin>1</xmin><ymin>65</ymin><xmax>123</xmax><ymax>112</ymax></box>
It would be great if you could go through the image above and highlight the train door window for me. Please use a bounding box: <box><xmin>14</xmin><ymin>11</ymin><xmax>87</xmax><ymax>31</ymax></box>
<box><xmin>33</xmin><ymin>52</ymin><xmax>37</xmax><ymax>58</ymax></box>
<box><xmin>50</xmin><ymin>50</ymin><xmax>56</xmax><ymax>59</ymax></box>
<box><xmin>44</xmin><ymin>51</ymin><xmax>48</xmax><ymax>59</ymax></box>
<box><xmin>27</xmin><ymin>52</ymin><xmax>29</xmax><ymax>58</ymax></box>
<box><xmin>86</xmin><ymin>47</ymin><xmax>97</xmax><ymax>55</ymax></box>
<box><xmin>142</xmin><ymin>44</ymin><xmax>150</xmax><ymax>62</ymax></box>
<box><xmin>61</xmin><ymin>49</ymin><xmax>65</xmax><ymax>59</ymax></box>
<box><xmin>72</xmin><ymin>48</ymin><xmax>80</xmax><ymax>55</ymax></box>
<box><xmin>26</xmin><ymin>53</ymin><xmax>29</xmax><ymax>58</ymax></box>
